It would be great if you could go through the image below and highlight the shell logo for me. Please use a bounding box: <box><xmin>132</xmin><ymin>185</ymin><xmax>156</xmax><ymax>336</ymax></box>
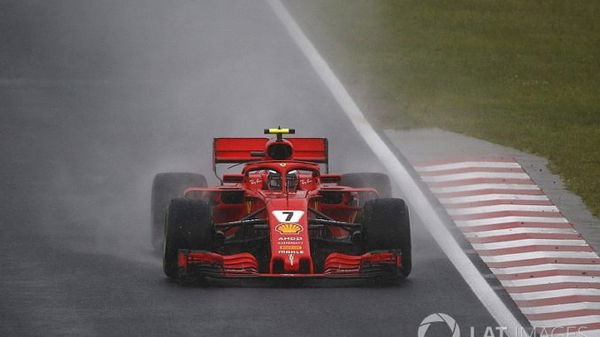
<box><xmin>275</xmin><ymin>223</ymin><xmax>303</xmax><ymax>234</ymax></box>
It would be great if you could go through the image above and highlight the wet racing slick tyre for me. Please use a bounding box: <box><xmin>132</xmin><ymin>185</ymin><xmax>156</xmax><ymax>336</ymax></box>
<box><xmin>163</xmin><ymin>198</ymin><xmax>213</xmax><ymax>279</ymax></box>
<box><xmin>341</xmin><ymin>172</ymin><xmax>392</xmax><ymax>198</ymax></box>
<box><xmin>362</xmin><ymin>198</ymin><xmax>411</xmax><ymax>278</ymax></box>
<box><xmin>151</xmin><ymin>172</ymin><xmax>207</xmax><ymax>251</ymax></box>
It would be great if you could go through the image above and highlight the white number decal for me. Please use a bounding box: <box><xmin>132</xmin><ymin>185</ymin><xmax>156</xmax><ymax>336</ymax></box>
<box><xmin>272</xmin><ymin>210</ymin><xmax>304</xmax><ymax>223</ymax></box>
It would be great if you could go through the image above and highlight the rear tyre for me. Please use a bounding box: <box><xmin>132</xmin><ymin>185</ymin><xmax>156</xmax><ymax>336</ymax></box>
<box><xmin>341</xmin><ymin>172</ymin><xmax>392</xmax><ymax>198</ymax></box>
<box><xmin>362</xmin><ymin>198</ymin><xmax>411</xmax><ymax>277</ymax></box>
<box><xmin>151</xmin><ymin>172</ymin><xmax>207</xmax><ymax>251</ymax></box>
<box><xmin>163</xmin><ymin>198</ymin><xmax>213</xmax><ymax>279</ymax></box>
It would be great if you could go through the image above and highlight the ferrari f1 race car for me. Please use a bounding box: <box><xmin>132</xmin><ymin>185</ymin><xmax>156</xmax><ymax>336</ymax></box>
<box><xmin>151</xmin><ymin>128</ymin><xmax>411</xmax><ymax>282</ymax></box>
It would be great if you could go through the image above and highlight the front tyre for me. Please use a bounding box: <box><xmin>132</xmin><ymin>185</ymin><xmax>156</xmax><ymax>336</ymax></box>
<box><xmin>151</xmin><ymin>172</ymin><xmax>207</xmax><ymax>251</ymax></box>
<box><xmin>163</xmin><ymin>198</ymin><xmax>213</xmax><ymax>279</ymax></box>
<box><xmin>362</xmin><ymin>198</ymin><xmax>411</xmax><ymax>277</ymax></box>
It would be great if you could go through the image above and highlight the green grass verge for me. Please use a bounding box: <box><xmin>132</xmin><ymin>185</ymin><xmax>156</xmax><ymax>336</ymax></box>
<box><xmin>285</xmin><ymin>0</ymin><xmax>600</xmax><ymax>216</ymax></box>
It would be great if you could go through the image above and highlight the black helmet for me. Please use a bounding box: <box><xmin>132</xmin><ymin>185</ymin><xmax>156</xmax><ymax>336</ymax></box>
<box><xmin>266</xmin><ymin>170</ymin><xmax>282</xmax><ymax>190</ymax></box>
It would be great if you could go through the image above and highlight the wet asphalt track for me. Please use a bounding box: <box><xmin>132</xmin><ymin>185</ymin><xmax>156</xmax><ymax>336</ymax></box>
<box><xmin>1</xmin><ymin>1</ymin><xmax>499</xmax><ymax>336</ymax></box>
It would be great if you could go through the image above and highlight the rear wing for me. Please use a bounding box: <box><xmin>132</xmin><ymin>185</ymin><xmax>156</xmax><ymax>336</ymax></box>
<box><xmin>213</xmin><ymin>137</ymin><xmax>328</xmax><ymax>172</ymax></box>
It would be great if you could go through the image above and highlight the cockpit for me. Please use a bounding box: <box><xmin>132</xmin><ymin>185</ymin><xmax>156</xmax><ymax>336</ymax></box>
<box><xmin>244</xmin><ymin>165</ymin><xmax>318</xmax><ymax>193</ymax></box>
<box><xmin>266</xmin><ymin>170</ymin><xmax>299</xmax><ymax>191</ymax></box>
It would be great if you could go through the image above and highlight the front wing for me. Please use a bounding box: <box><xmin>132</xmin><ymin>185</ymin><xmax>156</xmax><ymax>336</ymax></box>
<box><xmin>177</xmin><ymin>250</ymin><xmax>405</xmax><ymax>279</ymax></box>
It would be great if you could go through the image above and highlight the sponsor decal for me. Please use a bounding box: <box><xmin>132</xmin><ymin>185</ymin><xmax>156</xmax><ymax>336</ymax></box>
<box><xmin>278</xmin><ymin>250</ymin><xmax>304</xmax><ymax>254</ymax></box>
<box><xmin>272</xmin><ymin>210</ymin><xmax>304</xmax><ymax>223</ymax></box>
<box><xmin>278</xmin><ymin>245</ymin><xmax>302</xmax><ymax>250</ymax></box>
<box><xmin>278</xmin><ymin>236</ymin><xmax>302</xmax><ymax>241</ymax></box>
<box><xmin>275</xmin><ymin>223</ymin><xmax>303</xmax><ymax>234</ymax></box>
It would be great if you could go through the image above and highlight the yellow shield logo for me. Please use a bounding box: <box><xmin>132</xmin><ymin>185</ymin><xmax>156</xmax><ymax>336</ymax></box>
<box><xmin>275</xmin><ymin>223</ymin><xmax>303</xmax><ymax>234</ymax></box>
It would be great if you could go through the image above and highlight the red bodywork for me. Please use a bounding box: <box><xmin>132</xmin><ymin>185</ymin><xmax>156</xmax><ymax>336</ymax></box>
<box><xmin>176</xmin><ymin>135</ymin><xmax>404</xmax><ymax>279</ymax></box>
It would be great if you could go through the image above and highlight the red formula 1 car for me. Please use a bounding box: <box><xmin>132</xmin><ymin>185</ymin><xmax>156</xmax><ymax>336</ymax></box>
<box><xmin>151</xmin><ymin>128</ymin><xmax>411</xmax><ymax>282</ymax></box>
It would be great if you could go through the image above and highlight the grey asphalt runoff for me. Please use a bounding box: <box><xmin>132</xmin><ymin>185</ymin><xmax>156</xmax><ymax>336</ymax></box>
<box><xmin>385</xmin><ymin>128</ymin><xmax>600</xmax><ymax>252</ymax></box>
<box><xmin>1</xmin><ymin>2</ymin><xmax>499</xmax><ymax>336</ymax></box>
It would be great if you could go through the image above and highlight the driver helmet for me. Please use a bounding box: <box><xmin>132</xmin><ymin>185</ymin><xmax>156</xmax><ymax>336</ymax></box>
<box><xmin>266</xmin><ymin>170</ymin><xmax>282</xmax><ymax>190</ymax></box>
<box><xmin>286</xmin><ymin>170</ymin><xmax>299</xmax><ymax>191</ymax></box>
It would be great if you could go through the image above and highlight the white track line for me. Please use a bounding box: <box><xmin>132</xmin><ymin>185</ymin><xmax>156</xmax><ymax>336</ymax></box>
<box><xmin>266</xmin><ymin>1</ymin><xmax>525</xmax><ymax>334</ymax></box>
<box><xmin>432</xmin><ymin>184</ymin><xmax>539</xmax><ymax>194</ymax></box>
<box><xmin>491</xmin><ymin>264</ymin><xmax>600</xmax><ymax>275</ymax></box>
<box><xmin>465</xmin><ymin>227</ymin><xmax>577</xmax><ymax>238</ymax></box>
<box><xmin>473</xmin><ymin>240</ymin><xmax>591</xmax><ymax>250</ymax></box>
<box><xmin>521</xmin><ymin>302</ymin><xmax>600</xmax><ymax>314</ymax></box>
<box><xmin>448</xmin><ymin>205</ymin><xmax>560</xmax><ymax>215</ymax></box>
<box><xmin>421</xmin><ymin>167</ymin><xmax>524</xmax><ymax>177</ymax></box>
<box><xmin>415</xmin><ymin>162</ymin><xmax>522</xmax><ymax>172</ymax></box>
<box><xmin>510</xmin><ymin>289</ymin><xmax>600</xmax><ymax>301</ymax></box>
<box><xmin>457</xmin><ymin>217</ymin><xmax>569</xmax><ymax>227</ymax></box>
<box><xmin>423</xmin><ymin>172</ymin><xmax>530</xmax><ymax>182</ymax></box>
<box><xmin>440</xmin><ymin>194</ymin><xmax>550</xmax><ymax>204</ymax></box>
<box><xmin>501</xmin><ymin>276</ymin><xmax>600</xmax><ymax>288</ymax></box>
<box><xmin>482</xmin><ymin>252</ymin><xmax>599</xmax><ymax>264</ymax></box>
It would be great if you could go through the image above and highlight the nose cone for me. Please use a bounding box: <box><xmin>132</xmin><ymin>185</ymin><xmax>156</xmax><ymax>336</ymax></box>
<box><xmin>267</xmin><ymin>199</ymin><xmax>313</xmax><ymax>273</ymax></box>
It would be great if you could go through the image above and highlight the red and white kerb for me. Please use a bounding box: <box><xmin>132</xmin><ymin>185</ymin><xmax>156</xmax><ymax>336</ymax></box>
<box><xmin>415</xmin><ymin>157</ymin><xmax>600</xmax><ymax>336</ymax></box>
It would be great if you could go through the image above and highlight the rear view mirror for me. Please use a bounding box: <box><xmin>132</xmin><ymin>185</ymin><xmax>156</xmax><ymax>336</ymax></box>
<box><xmin>222</xmin><ymin>174</ymin><xmax>244</xmax><ymax>183</ymax></box>
<box><xmin>320</xmin><ymin>174</ymin><xmax>341</xmax><ymax>184</ymax></box>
